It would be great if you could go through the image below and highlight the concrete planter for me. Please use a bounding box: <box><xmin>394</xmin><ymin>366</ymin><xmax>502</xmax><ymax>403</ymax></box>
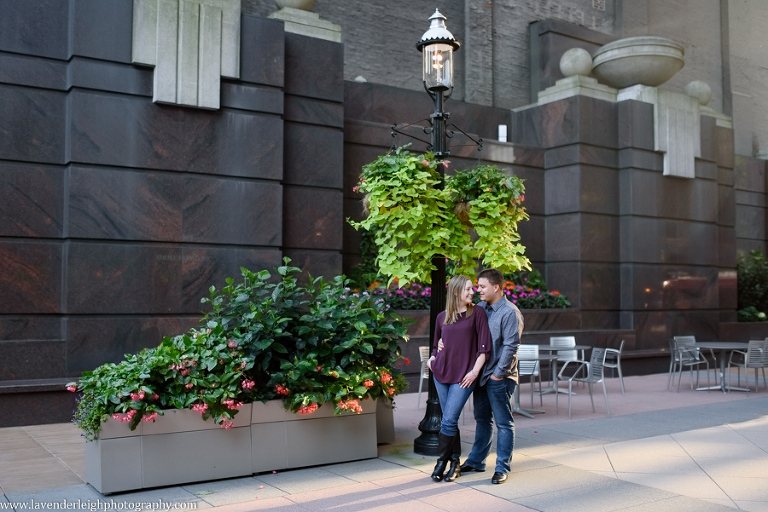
<box><xmin>592</xmin><ymin>36</ymin><xmax>684</xmax><ymax>89</ymax></box>
<box><xmin>86</xmin><ymin>400</ymin><xmax>377</xmax><ymax>495</ymax></box>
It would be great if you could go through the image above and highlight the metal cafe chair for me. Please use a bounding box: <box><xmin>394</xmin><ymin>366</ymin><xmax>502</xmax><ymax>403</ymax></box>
<box><xmin>673</xmin><ymin>337</ymin><xmax>711</xmax><ymax>391</ymax></box>
<box><xmin>604</xmin><ymin>339</ymin><xmax>626</xmax><ymax>394</ymax></box>
<box><xmin>517</xmin><ymin>344</ymin><xmax>544</xmax><ymax>407</ymax></box>
<box><xmin>727</xmin><ymin>339</ymin><xmax>768</xmax><ymax>392</ymax></box>
<box><xmin>557</xmin><ymin>347</ymin><xmax>611</xmax><ymax>418</ymax></box>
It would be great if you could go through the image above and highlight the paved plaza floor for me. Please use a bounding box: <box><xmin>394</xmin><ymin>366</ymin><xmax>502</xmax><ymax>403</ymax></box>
<box><xmin>1</xmin><ymin>372</ymin><xmax>767</xmax><ymax>511</ymax></box>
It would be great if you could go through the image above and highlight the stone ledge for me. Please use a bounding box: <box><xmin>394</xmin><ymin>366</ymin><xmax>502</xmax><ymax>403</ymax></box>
<box><xmin>0</xmin><ymin>378</ymin><xmax>71</xmax><ymax>394</ymax></box>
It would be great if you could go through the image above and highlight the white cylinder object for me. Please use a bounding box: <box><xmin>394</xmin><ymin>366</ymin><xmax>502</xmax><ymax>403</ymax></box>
<box><xmin>498</xmin><ymin>124</ymin><xmax>508</xmax><ymax>142</ymax></box>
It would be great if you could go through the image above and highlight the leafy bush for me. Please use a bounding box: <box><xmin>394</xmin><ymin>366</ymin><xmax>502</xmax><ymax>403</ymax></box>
<box><xmin>737</xmin><ymin>249</ymin><xmax>768</xmax><ymax>321</ymax></box>
<box><xmin>68</xmin><ymin>259</ymin><xmax>409</xmax><ymax>441</ymax></box>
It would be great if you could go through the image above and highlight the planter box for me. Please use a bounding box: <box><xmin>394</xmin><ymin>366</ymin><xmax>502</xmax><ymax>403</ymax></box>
<box><xmin>86</xmin><ymin>400</ymin><xmax>377</xmax><ymax>495</ymax></box>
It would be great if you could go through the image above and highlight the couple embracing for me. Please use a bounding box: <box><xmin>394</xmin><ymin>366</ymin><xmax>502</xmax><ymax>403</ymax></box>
<box><xmin>427</xmin><ymin>268</ymin><xmax>524</xmax><ymax>485</ymax></box>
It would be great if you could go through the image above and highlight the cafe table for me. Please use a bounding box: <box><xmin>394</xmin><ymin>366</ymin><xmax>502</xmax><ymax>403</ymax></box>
<box><xmin>694</xmin><ymin>341</ymin><xmax>750</xmax><ymax>393</ymax></box>
<box><xmin>513</xmin><ymin>353</ymin><xmax>558</xmax><ymax>418</ymax></box>
<box><xmin>537</xmin><ymin>344</ymin><xmax>592</xmax><ymax>396</ymax></box>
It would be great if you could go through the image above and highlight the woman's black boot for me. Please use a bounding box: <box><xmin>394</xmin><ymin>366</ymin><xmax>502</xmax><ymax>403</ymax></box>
<box><xmin>443</xmin><ymin>433</ymin><xmax>461</xmax><ymax>482</ymax></box>
<box><xmin>431</xmin><ymin>433</ymin><xmax>454</xmax><ymax>482</ymax></box>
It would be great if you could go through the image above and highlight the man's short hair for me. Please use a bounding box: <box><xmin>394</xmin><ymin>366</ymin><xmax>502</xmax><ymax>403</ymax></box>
<box><xmin>477</xmin><ymin>268</ymin><xmax>504</xmax><ymax>288</ymax></box>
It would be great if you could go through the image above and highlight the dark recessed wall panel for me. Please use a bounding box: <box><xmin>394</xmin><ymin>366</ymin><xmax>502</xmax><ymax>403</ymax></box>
<box><xmin>0</xmin><ymin>0</ymin><xmax>69</xmax><ymax>60</ymax></box>
<box><xmin>284</xmin><ymin>33</ymin><xmax>343</xmax><ymax>102</ymax></box>
<box><xmin>0</xmin><ymin>241</ymin><xmax>61</xmax><ymax>314</ymax></box>
<box><xmin>0</xmin><ymin>162</ymin><xmax>64</xmax><ymax>238</ymax></box>
<box><xmin>544</xmin><ymin>144</ymin><xmax>618</xmax><ymax>170</ymax></box>
<box><xmin>617</xmin><ymin>149</ymin><xmax>663</xmax><ymax>173</ymax></box>
<box><xmin>284</xmin><ymin>96</ymin><xmax>343</xmax><ymax>127</ymax></box>
<box><xmin>627</xmin><ymin>264</ymin><xmax>719</xmax><ymax>312</ymax></box>
<box><xmin>283</xmin><ymin>122</ymin><xmax>343</xmax><ymax>187</ymax></box>
<box><xmin>65</xmin><ymin>243</ymin><xmax>282</xmax><ymax>314</ymax></box>
<box><xmin>620</xmin><ymin>217</ymin><xmax>719</xmax><ymax>266</ymax></box>
<box><xmin>546</xmin><ymin>213</ymin><xmax>581</xmax><ymax>262</ymax></box>
<box><xmin>71</xmin><ymin>0</ymin><xmax>133</xmax><ymax>62</ymax></box>
<box><xmin>0</xmin><ymin>316</ymin><xmax>63</xmax><ymax>342</ymax></box>
<box><xmin>69</xmin><ymin>58</ymin><xmax>153</xmax><ymax>97</ymax></box>
<box><xmin>283</xmin><ymin>249</ymin><xmax>342</xmax><ymax>281</ymax></box>
<box><xmin>719</xmin><ymin>267</ymin><xmax>737</xmax><ymax>310</ymax></box>
<box><xmin>68</xmin><ymin>166</ymin><xmax>282</xmax><ymax>246</ymax></box>
<box><xmin>715</xmin><ymin>126</ymin><xmax>735</xmax><ymax>169</ymax></box>
<box><xmin>283</xmin><ymin>186</ymin><xmax>343</xmax><ymax>250</ymax></box>
<box><xmin>695</xmin><ymin>160</ymin><xmax>718</xmax><ymax>181</ymax></box>
<box><xmin>68</xmin><ymin>91</ymin><xmax>283</xmax><ymax>178</ymax></box>
<box><xmin>221</xmin><ymin>82</ymin><xmax>284</xmax><ymax>114</ymax></box>
<box><xmin>545</xmin><ymin>261</ymin><xmax>581</xmax><ymax>309</ymax></box>
<box><xmin>518</xmin><ymin>215</ymin><xmax>545</xmax><ymax>264</ymax></box>
<box><xmin>736</xmin><ymin>204</ymin><xmax>766</xmax><ymax>241</ymax></box>
<box><xmin>620</xmin><ymin>169</ymin><xmax>718</xmax><ymax>222</ymax></box>
<box><xmin>580</xmin><ymin>263</ymin><xmax>620</xmax><ymax>311</ymax></box>
<box><xmin>0</xmin><ymin>85</ymin><xmax>65</xmax><ymax>163</ymax></box>
<box><xmin>545</xmin><ymin>167</ymin><xmax>580</xmax><ymax>215</ymax></box>
<box><xmin>581</xmin><ymin>166</ymin><xmax>619</xmax><ymax>215</ymax></box>
<box><xmin>617</xmin><ymin>100</ymin><xmax>654</xmax><ymax>150</ymax></box>
<box><xmin>581</xmin><ymin>214</ymin><xmax>619</xmax><ymax>262</ymax></box>
<box><xmin>66</xmin><ymin>316</ymin><xmax>200</xmax><ymax>375</ymax></box>
<box><xmin>0</xmin><ymin>340</ymin><xmax>65</xmax><ymax>380</ymax></box>
<box><xmin>719</xmin><ymin>225</ymin><xmax>737</xmax><ymax>269</ymax></box>
<box><xmin>632</xmin><ymin>310</ymin><xmax>719</xmax><ymax>350</ymax></box>
<box><xmin>0</xmin><ymin>53</ymin><xmax>67</xmax><ymax>90</ymax></box>
<box><xmin>240</xmin><ymin>15</ymin><xmax>285</xmax><ymax>87</ymax></box>
<box><xmin>699</xmin><ymin>115</ymin><xmax>716</xmax><ymax>163</ymax></box>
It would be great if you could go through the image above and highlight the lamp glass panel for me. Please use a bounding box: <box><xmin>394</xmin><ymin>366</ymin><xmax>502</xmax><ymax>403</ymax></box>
<box><xmin>423</xmin><ymin>43</ymin><xmax>453</xmax><ymax>90</ymax></box>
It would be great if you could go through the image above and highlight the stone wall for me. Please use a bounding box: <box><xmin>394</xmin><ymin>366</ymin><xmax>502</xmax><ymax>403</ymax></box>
<box><xmin>0</xmin><ymin>0</ymin><xmax>344</xmax><ymax>426</ymax></box>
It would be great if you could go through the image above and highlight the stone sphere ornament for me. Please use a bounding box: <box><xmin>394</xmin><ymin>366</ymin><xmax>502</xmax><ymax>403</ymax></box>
<box><xmin>592</xmin><ymin>36</ymin><xmax>685</xmax><ymax>89</ymax></box>
<box><xmin>560</xmin><ymin>48</ymin><xmax>593</xmax><ymax>77</ymax></box>
<box><xmin>684</xmin><ymin>80</ymin><xmax>712</xmax><ymax>106</ymax></box>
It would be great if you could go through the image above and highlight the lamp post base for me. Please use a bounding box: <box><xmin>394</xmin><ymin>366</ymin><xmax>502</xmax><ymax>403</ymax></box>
<box><xmin>413</xmin><ymin>396</ymin><xmax>442</xmax><ymax>455</ymax></box>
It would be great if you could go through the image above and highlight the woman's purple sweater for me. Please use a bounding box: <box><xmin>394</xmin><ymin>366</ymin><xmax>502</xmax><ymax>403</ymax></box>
<box><xmin>430</xmin><ymin>307</ymin><xmax>491</xmax><ymax>384</ymax></box>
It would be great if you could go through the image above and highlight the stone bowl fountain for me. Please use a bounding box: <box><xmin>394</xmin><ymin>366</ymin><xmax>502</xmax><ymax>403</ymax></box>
<box><xmin>592</xmin><ymin>36</ymin><xmax>685</xmax><ymax>89</ymax></box>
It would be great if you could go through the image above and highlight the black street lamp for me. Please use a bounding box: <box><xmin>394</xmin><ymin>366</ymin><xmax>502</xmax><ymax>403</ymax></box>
<box><xmin>413</xmin><ymin>8</ymin><xmax>461</xmax><ymax>456</ymax></box>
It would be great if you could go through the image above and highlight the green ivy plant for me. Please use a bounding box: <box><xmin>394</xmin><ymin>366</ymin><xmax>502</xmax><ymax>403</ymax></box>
<box><xmin>348</xmin><ymin>146</ymin><xmax>530</xmax><ymax>285</ymax></box>
<box><xmin>348</xmin><ymin>146</ymin><xmax>468</xmax><ymax>285</ymax></box>
<box><xmin>447</xmin><ymin>164</ymin><xmax>530</xmax><ymax>273</ymax></box>
<box><xmin>68</xmin><ymin>259</ymin><xmax>409</xmax><ymax>441</ymax></box>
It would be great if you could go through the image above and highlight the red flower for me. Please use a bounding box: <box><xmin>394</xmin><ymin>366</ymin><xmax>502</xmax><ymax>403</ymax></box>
<box><xmin>380</xmin><ymin>371</ymin><xmax>392</xmax><ymax>384</ymax></box>
<box><xmin>363</xmin><ymin>379</ymin><xmax>374</xmax><ymax>388</ymax></box>
<box><xmin>297</xmin><ymin>403</ymin><xmax>319</xmax><ymax>415</ymax></box>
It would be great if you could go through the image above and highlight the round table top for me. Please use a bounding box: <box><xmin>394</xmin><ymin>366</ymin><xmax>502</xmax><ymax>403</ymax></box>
<box><xmin>518</xmin><ymin>353</ymin><xmax>559</xmax><ymax>361</ymax></box>
<box><xmin>695</xmin><ymin>341</ymin><xmax>750</xmax><ymax>349</ymax></box>
<box><xmin>538</xmin><ymin>344</ymin><xmax>591</xmax><ymax>352</ymax></box>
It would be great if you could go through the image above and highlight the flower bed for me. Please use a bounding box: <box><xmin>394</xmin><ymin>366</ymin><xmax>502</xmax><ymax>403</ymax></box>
<box><xmin>68</xmin><ymin>259</ymin><xmax>408</xmax><ymax>442</ymax></box>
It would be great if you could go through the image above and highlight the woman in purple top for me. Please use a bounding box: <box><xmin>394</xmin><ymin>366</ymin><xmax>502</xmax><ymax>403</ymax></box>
<box><xmin>427</xmin><ymin>275</ymin><xmax>491</xmax><ymax>482</ymax></box>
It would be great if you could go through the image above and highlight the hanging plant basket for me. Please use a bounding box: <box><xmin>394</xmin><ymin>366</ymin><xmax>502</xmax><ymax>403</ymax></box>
<box><xmin>454</xmin><ymin>201</ymin><xmax>472</xmax><ymax>227</ymax></box>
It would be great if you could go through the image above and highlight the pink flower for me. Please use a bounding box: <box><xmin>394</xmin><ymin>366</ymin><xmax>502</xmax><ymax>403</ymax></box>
<box><xmin>227</xmin><ymin>339</ymin><xmax>238</xmax><ymax>348</ymax></box>
<box><xmin>185</xmin><ymin>382</ymin><xmax>194</xmax><ymax>389</ymax></box>
<box><xmin>275</xmin><ymin>384</ymin><xmax>290</xmax><ymax>396</ymax></box>
<box><xmin>297</xmin><ymin>403</ymin><xmax>319</xmax><ymax>415</ymax></box>
<box><xmin>352</xmin><ymin>185</ymin><xmax>359</xmax><ymax>193</ymax></box>
<box><xmin>192</xmin><ymin>403</ymin><xmax>208</xmax><ymax>413</ymax></box>
<box><xmin>220</xmin><ymin>420</ymin><xmax>234</xmax><ymax>429</ymax></box>
<box><xmin>241</xmin><ymin>379</ymin><xmax>255</xmax><ymax>390</ymax></box>
<box><xmin>142</xmin><ymin>412</ymin><xmax>159</xmax><ymax>422</ymax></box>
<box><xmin>421</xmin><ymin>159</ymin><xmax>430</xmax><ymax>167</ymax></box>
<box><xmin>66</xmin><ymin>385</ymin><xmax>77</xmax><ymax>393</ymax></box>
<box><xmin>151</xmin><ymin>393</ymin><xmax>159</xmax><ymax>401</ymax></box>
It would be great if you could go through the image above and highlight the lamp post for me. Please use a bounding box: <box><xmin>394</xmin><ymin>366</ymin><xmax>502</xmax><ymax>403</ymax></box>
<box><xmin>413</xmin><ymin>8</ymin><xmax>461</xmax><ymax>456</ymax></box>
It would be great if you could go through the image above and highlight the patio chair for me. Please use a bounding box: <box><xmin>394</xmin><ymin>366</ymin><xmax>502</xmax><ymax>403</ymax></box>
<box><xmin>517</xmin><ymin>344</ymin><xmax>543</xmax><ymax>408</ymax></box>
<box><xmin>604</xmin><ymin>339</ymin><xmax>626</xmax><ymax>394</ymax></box>
<box><xmin>673</xmin><ymin>338</ymin><xmax>711</xmax><ymax>391</ymax></box>
<box><xmin>417</xmin><ymin>346</ymin><xmax>430</xmax><ymax>409</ymax></box>
<box><xmin>557</xmin><ymin>347</ymin><xmax>610</xmax><ymax>418</ymax></box>
<box><xmin>727</xmin><ymin>339</ymin><xmax>768</xmax><ymax>392</ymax></box>
<box><xmin>668</xmin><ymin>335</ymin><xmax>695</xmax><ymax>390</ymax></box>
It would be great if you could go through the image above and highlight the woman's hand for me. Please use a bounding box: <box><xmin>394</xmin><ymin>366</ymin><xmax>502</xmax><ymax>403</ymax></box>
<box><xmin>460</xmin><ymin>369</ymin><xmax>477</xmax><ymax>388</ymax></box>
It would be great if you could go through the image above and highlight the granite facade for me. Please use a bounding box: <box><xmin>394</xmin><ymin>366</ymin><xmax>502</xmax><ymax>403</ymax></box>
<box><xmin>0</xmin><ymin>2</ymin><xmax>344</xmax><ymax>425</ymax></box>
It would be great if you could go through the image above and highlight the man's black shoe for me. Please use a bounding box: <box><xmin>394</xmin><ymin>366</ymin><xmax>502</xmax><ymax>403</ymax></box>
<box><xmin>459</xmin><ymin>463</ymin><xmax>485</xmax><ymax>473</ymax></box>
<box><xmin>491</xmin><ymin>472</ymin><xmax>508</xmax><ymax>484</ymax></box>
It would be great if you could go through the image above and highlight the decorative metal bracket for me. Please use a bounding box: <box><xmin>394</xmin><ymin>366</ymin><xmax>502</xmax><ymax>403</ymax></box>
<box><xmin>390</xmin><ymin>119</ymin><xmax>484</xmax><ymax>154</ymax></box>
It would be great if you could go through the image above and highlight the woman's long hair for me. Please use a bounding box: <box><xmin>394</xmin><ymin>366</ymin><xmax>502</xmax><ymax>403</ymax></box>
<box><xmin>445</xmin><ymin>275</ymin><xmax>474</xmax><ymax>324</ymax></box>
